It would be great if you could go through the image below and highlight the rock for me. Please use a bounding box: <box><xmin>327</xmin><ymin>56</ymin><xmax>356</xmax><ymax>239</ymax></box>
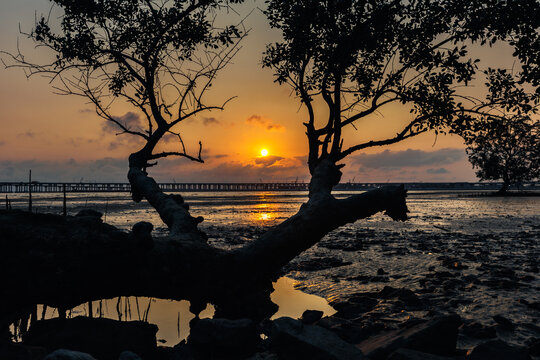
<box><xmin>131</xmin><ymin>222</ymin><xmax>153</xmax><ymax>248</ymax></box>
<box><xmin>357</xmin><ymin>314</ymin><xmax>461</xmax><ymax>359</ymax></box>
<box><xmin>286</xmin><ymin>257</ymin><xmax>352</xmax><ymax>272</ymax></box>
<box><xmin>269</xmin><ymin>317</ymin><xmax>364</xmax><ymax>360</ymax></box>
<box><xmin>24</xmin><ymin>316</ymin><xmax>158</xmax><ymax>360</ymax></box>
<box><xmin>529</xmin><ymin>338</ymin><xmax>540</xmax><ymax>356</ymax></box>
<box><xmin>377</xmin><ymin>268</ymin><xmax>387</xmax><ymax>275</ymax></box>
<box><xmin>460</xmin><ymin>322</ymin><xmax>496</xmax><ymax>339</ymax></box>
<box><xmin>492</xmin><ymin>315</ymin><xmax>515</xmax><ymax>330</ymax></box>
<box><xmin>0</xmin><ymin>343</ymin><xmax>47</xmax><ymax>360</ymax></box>
<box><xmin>44</xmin><ymin>349</ymin><xmax>97</xmax><ymax>360</ymax></box>
<box><xmin>301</xmin><ymin>310</ymin><xmax>324</xmax><ymax>324</ymax></box>
<box><xmin>466</xmin><ymin>339</ymin><xmax>529</xmax><ymax>360</ymax></box>
<box><xmin>388</xmin><ymin>348</ymin><xmax>455</xmax><ymax>360</ymax></box>
<box><xmin>118</xmin><ymin>351</ymin><xmax>143</xmax><ymax>360</ymax></box>
<box><xmin>332</xmin><ymin>298</ymin><xmax>378</xmax><ymax>319</ymax></box>
<box><xmin>246</xmin><ymin>352</ymin><xmax>280</xmax><ymax>360</ymax></box>
<box><xmin>75</xmin><ymin>209</ymin><xmax>103</xmax><ymax>218</ymax></box>
<box><xmin>374</xmin><ymin>287</ymin><xmax>423</xmax><ymax>309</ymax></box>
<box><xmin>188</xmin><ymin>318</ymin><xmax>260</xmax><ymax>358</ymax></box>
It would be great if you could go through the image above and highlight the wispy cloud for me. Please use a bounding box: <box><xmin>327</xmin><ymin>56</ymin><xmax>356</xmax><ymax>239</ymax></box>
<box><xmin>426</xmin><ymin>168</ymin><xmax>449</xmax><ymax>174</ymax></box>
<box><xmin>202</xmin><ymin>117</ymin><xmax>220</xmax><ymax>126</ymax></box>
<box><xmin>246</xmin><ymin>115</ymin><xmax>284</xmax><ymax>131</ymax></box>
<box><xmin>353</xmin><ymin>148</ymin><xmax>465</xmax><ymax>169</ymax></box>
<box><xmin>102</xmin><ymin>112</ymin><xmax>144</xmax><ymax>133</ymax></box>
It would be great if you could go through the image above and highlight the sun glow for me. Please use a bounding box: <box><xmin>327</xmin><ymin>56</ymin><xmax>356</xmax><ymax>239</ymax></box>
<box><xmin>260</xmin><ymin>148</ymin><xmax>269</xmax><ymax>157</ymax></box>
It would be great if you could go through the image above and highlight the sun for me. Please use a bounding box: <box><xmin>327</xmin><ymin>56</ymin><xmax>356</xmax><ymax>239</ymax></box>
<box><xmin>260</xmin><ymin>149</ymin><xmax>269</xmax><ymax>157</ymax></box>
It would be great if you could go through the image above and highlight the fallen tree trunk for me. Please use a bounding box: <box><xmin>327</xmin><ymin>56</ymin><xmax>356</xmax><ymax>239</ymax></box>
<box><xmin>0</xmin><ymin>181</ymin><xmax>406</xmax><ymax>329</ymax></box>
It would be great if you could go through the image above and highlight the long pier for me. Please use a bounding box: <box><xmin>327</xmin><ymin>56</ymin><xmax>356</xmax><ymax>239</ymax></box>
<box><xmin>1</xmin><ymin>181</ymin><xmax>538</xmax><ymax>193</ymax></box>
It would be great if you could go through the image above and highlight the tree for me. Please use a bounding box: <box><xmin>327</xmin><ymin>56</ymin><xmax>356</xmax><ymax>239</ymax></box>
<box><xmin>464</xmin><ymin>115</ymin><xmax>540</xmax><ymax>194</ymax></box>
<box><xmin>262</xmin><ymin>0</ymin><xmax>540</xmax><ymax>192</ymax></box>
<box><xmin>1</xmin><ymin>0</ymin><xmax>539</xmax><ymax>333</ymax></box>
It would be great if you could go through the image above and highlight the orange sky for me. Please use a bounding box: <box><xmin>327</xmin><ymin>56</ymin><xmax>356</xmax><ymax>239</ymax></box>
<box><xmin>0</xmin><ymin>1</ymin><xmax>520</xmax><ymax>183</ymax></box>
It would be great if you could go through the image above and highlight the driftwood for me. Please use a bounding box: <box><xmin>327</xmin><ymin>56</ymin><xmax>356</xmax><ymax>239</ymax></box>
<box><xmin>0</xmin><ymin>160</ymin><xmax>407</xmax><ymax>331</ymax></box>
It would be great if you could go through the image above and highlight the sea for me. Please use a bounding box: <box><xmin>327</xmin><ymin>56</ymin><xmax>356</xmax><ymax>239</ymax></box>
<box><xmin>5</xmin><ymin>190</ymin><xmax>540</xmax><ymax>348</ymax></box>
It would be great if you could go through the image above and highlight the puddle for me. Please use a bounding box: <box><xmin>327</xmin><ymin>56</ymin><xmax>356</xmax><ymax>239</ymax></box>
<box><xmin>13</xmin><ymin>276</ymin><xmax>335</xmax><ymax>345</ymax></box>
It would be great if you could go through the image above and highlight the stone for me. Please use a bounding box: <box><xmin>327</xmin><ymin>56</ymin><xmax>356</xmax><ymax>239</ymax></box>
<box><xmin>118</xmin><ymin>351</ymin><xmax>143</xmax><ymax>360</ymax></box>
<box><xmin>269</xmin><ymin>317</ymin><xmax>364</xmax><ymax>360</ymax></box>
<box><xmin>387</xmin><ymin>348</ymin><xmax>455</xmax><ymax>360</ymax></box>
<box><xmin>188</xmin><ymin>318</ymin><xmax>260</xmax><ymax>358</ymax></box>
<box><xmin>460</xmin><ymin>322</ymin><xmax>496</xmax><ymax>339</ymax></box>
<box><xmin>332</xmin><ymin>298</ymin><xmax>378</xmax><ymax>319</ymax></box>
<box><xmin>466</xmin><ymin>339</ymin><xmax>529</xmax><ymax>360</ymax></box>
<box><xmin>357</xmin><ymin>314</ymin><xmax>461</xmax><ymax>359</ymax></box>
<box><xmin>44</xmin><ymin>349</ymin><xmax>97</xmax><ymax>360</ymax></box>
<box><xmin>75</xmin><ymin>209</ymin><xmax>103</xmax><ymax>218</ymax></box>
<box><xmin>24</xmin><ymin>316</ymin><xmax>158</xmax><ymax>360</ymax></box>
<box><xmin>492</xmin><ymin>315</ymin><xmax>515</xmax><ymax>330</ymax></box>
<box><xmin>0</xmin><ymin>343</ymin><xmax>47</xmax><ymax>360</ymax></box>
<box><xmin>301</xmin><ymin>310</ymin><xmax>324</xmax><ymax>324</ymax></box>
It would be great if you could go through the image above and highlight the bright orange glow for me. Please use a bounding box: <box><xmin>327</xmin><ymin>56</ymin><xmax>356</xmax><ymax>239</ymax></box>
<box><xmin>260</xmin><ymin>149</ymin><xmax>269</xmax><ymax>157</ymax></box>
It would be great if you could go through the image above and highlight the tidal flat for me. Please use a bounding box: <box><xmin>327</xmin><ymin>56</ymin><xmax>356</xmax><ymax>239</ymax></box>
<box><xmin>7</xmin><ymin>190</ymin><xmax>540</xmax><ymax>352</ymax></box>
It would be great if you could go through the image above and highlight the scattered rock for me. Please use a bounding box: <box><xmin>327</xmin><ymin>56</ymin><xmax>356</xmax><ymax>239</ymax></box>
<box><xmin>301</xmin><ymin>310</ymin><xmax>324</xmax><ymax>324</ymax></box>
<box><xmin>188</xmin><ymin>318</ymin><xmax>260</xmax><ymax>358</ymax></box>
<box><xmin>387</xmin><ymin>348</ymin><xmax>455</xmax><ymax>359</ymax></box>
<box><xmin>377</xmin><ymin>268</ymin><xmax>387</xmax><ymax>275</ymax></box>
<box><xmin>269</xmin><ymin>317</ymin><xmax>365</xmax><ymax>360</ymax></box>
<box><xmin>75</xmin><ymin>209</ymin><xmax>103</xmax><ymax>218</ymax></box>
<box><xmin>332</xmin><ymin>297</ymin><xmax>378</xmax><ymax>319</ymax></box>
<box><xmin>529</xmin><ymin>338</ymin><xmax>540</xmax><ymax>356</ymax></box>
<box><xmin>357</xmin><ymin>314</ymin><xmax>462</xmax><ymax>359</ymax></box>
<box><xmin>286</xmin><ymin>257</ymin><xmax>352</xmax><ymax>272</ymax></box>
<box><xmin>492</xmin><ymin>315</ymin><xmax>515</xmax><ymax>330</ymax></box>
<box><xmin>44</xmin><ymin>349</ymin><xmax>97</xmax><ymax>360</ymax></box>
<box><xmin>24</xmin><ymin>316</ymin><xmax>158</xmax><ymax>360</ymax></box>
<box><xmin>0</xmin><ymin>343</ymin><xmax>47</xmax><ymax>360</ymax></box>
<box><xmin>460</xmin><ymin>322</ymin><xmax>496</xmax><ymax>339</ymax></box>
<box><xmin>118</xmin><ymin>351</ymin><xmax>143</xmax><ymax>360</ymax></box>
<box><xmin>466</xmin><ymin>339</ymin><xmax>529</xmax><ymax>360</ymax></box>
<box><xmin>246</xmin><ymin>352</ymin><xmax>280</xmax><ymax>360</ymax></box>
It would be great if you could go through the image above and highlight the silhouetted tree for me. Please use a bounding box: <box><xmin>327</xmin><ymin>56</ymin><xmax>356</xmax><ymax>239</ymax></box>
<box><xmin>3</xmin><ymin>0</ymin><xmax>246</xmax><ymax>241</ymax></box>
<box><xmin>464</xmin><ymin>115</ymin><xmax>539</xmax><ymax>194</ymax></box>
<box><xmin>263</xmin><ymin>0</ymin><xmax>540</xmax><ymax>194</ymax></box>
<box><xmin>1</xmin><ymin>0</ymin><xmax>539</xmax><ymax>330</ymax></box>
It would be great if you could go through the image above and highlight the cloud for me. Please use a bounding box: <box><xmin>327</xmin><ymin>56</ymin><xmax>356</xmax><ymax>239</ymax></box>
<box><xmin>426</xmin><ymin>168</ymin><xmax>449</xmax><ymax>174</ymax></box>
<box><xmin>353</xmin><ymin>148</ymin><xmax>465</xmax><ymax>169</ymax></box>
<box><xmin>102</xmin><ymin>112</ymin><xmax>143</xmax><ymax>133</ymax></box>
<box><xmin>78</xmin><ymin>108</ymin><xmax>94</xmax><ymax>114</ymax></box>
<box><xmin>202</xmin><ymin>117</ymin><xmax>220</xmax><ymax>126</ymax></box>
<box><xmin>17</xmin><ymin>131</ymin><xmax>35</xmax><ymax>138</ymax></box>
<box><xmin>0</xmin><ymin>141</ymin><xmax>5</xmax><ymax>147</ymax></box>
<box><xmin>246</xmin><ymin>115</ymin><xmax>284</xmax><ymax>131</ymax></box>
<box><xmin>255</xmin><ymin>155</ymin><xmax>284</xmax><ymax>167</ymax></box>
<box><xmin>0</xmin><ymin>158</ymin><xmax>127</xmax><ymax>182</ymax></box>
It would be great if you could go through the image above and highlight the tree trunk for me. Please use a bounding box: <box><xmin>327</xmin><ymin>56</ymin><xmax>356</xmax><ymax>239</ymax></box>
<box><xmin>0</xmin><ymin>160</ymin><xmax>408</xmax><ymax>330</ymax></box>
<box><xmin>497</xmin><ymin>181</ymin><xmax>509</xmax><ymax>195</ymax></box>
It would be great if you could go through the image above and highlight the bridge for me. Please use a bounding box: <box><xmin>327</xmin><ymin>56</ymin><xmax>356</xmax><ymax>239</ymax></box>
<box><xmin>1</xmin><ymin>181</ymin><xmax>537</xmax><ymax>193</ymax></box>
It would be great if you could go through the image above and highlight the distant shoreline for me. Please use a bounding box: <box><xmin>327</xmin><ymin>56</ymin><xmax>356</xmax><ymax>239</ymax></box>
<box><xmin>1</xmin><ymin>181</ymin><xmax>539</xmax><ymax>193</ymax></box>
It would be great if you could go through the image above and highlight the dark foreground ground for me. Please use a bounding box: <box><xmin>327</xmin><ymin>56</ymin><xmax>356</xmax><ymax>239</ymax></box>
<box><xmin>1</xmin><ymin>191</ymin><xmax>539</xmax><ymax>359</ymax></box>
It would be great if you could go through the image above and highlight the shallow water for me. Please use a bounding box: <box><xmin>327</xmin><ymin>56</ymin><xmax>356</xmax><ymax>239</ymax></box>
<box><xmin>6</xmin><ymin>190</ymin><xmax>540</xmax><ymax>347</ymax></box>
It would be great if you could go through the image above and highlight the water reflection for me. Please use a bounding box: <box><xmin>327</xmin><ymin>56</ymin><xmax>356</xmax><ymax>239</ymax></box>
<box><xmin>19</xmin><ymin>277</ymin><xmax>334</xmax><ymax>345</ymax></box>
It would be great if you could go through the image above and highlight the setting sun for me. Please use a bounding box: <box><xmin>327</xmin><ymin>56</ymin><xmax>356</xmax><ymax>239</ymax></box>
<box><xmin>260</xmin><ymin>149</ymin><xmax>269</xmax><ymax>157</ymax></box>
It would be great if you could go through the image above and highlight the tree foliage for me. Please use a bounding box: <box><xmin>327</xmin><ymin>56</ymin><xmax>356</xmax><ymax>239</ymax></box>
<box><xmin>464</xmin><ymin>115</ymin><xmax>539</xmax><ymax>193</ymax></box>
<box><xmin>263</xmin><ymin>0</ymin><xmax>540</xmax><ymax>177</ymax></box>
<box><xmin>4</xmin><ymin>0</ymin><xmax>244</xmax><ymax>167</ymax></box>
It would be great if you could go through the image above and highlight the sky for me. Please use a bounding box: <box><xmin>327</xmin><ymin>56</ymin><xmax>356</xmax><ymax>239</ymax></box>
<box><xmin>0</xmin><ymin>0</ymin><xmax>518</xmax><ymax>183</ymax></box>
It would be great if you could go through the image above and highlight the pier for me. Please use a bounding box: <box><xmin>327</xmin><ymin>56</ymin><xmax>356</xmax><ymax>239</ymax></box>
<box><xmin>1</xmin><ymin>181</ymin><xmax>538</xmax><ymax>193</ymax></box>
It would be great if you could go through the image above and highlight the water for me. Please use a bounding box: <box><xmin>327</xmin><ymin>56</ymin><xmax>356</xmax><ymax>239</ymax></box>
<box><xmin>5</xmin><ymin>190</ymin><xmax>540</xmax><ymax>347</ymax></box>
